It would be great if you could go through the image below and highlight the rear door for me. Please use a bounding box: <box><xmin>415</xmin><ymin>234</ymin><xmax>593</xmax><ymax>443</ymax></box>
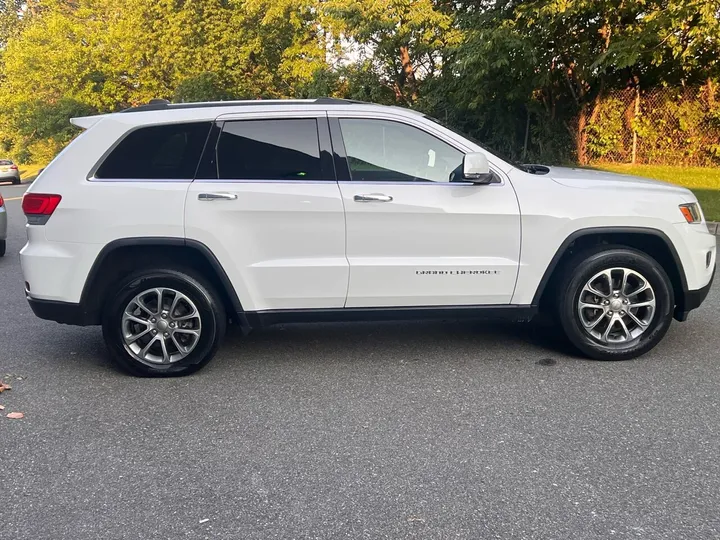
<box><xmin>329</xmin><ymin>113</ymin><xmax>521</xmax><ymax>308</ymax></box>
<box><xmin>185</xmin><ymin>111</ymin><xmax>348</xmax><ymax>311</ymax></box>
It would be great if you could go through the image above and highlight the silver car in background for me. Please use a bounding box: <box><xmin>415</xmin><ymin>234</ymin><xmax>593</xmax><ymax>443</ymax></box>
<box><xmin>0</xmin><ymin>159</ymin><xmax>21</xmax><ymax>185</ymax></box>
<box><xmin>0</xmin><ymin>193</ymin><xmax>6</xmax><ymax>257</ymax></box>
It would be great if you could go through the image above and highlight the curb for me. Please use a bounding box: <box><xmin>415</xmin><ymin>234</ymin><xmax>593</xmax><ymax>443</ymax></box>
<box><xmin>707</xmin><ymin>222</ymin><xmax>720</xmax><ymax>236</ymax></box>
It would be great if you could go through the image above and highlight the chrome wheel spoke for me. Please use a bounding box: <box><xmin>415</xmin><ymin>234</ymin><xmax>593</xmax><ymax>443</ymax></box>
<box><xmin>136</xmin><ymin>297</ymin><xmax>155</xmax><ymax>316</ymax></box>
<box><xmin>602</xmin><ymin>316</ymin><xmax>617</xmax><ymax>342</ymax></box>
<box><xmin>139</xmin><ymin>336</ymin><xmax>159</xmax><ymax>359</ymax></box>
<box><xmin>173</xmin><ymin>328</ymin><xmax>200</xmax><ymax>337</ymax></box>
<box><xmin>159</xmin><ymin>337</ymin><xmax>171</xmax><ymax>364</ymax></box>
<box><xmin>171</xmin><ymin>334</ymin><xmax>189</xmax><ymax>357</ymax></box>
<box><xmin>586</xmin><ymin>283</ymin><xmax>609</xmax><ymax>299</ymax></box>
<box><xmin>126</xmin><ymin>326</ymin><xmax>153</xmax><ymax>343</ymax></box>
<box><xmin>626</xmin><ymin>310</ymin><xmax>649</xmax><ymax>328</ymax></box>
<box><xmin>155</xmin><ymin>289</ymin><xmax>164</xmax><ymax>314</ymax></box>
<box><xmin>124</xmin><ymin>314</ymin><xmax>150</xmax><ymax>326</ymax></box>
<box><xmin>583</xmin><ymin>313</ymin><xmax>605</xmax><ymax>331</ymax></box>
<box><xmin>627</xmin><ymin>281</ymin><xmax>650</xmax><ymax>297</ymax></box>
<box><xmin>629</xmin><ymin>299</ymin><xmax>655</xmax><ymax>309</ymax></box>
<box><xmin>174</xmin><ymin>308</ymin><xmax>199</xmax><ymax>321</ymax></box>
<box><xmin>169</xmin><ymin>292</ymin><xmax>182</xmax><ymax>318</ymax></box>
<box><xmin>620</xmin><ymin>269</ymin><xmax>630</xmax><ymax>296</ymax></box>
<box><xmin>616</xmin><ymin>317</ymin><xmax>631</xmax><ymax>341</ymax></box>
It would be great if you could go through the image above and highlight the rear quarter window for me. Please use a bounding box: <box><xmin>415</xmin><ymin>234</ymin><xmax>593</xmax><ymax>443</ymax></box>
<box><xmin>95</xmin><ymin>122</ymin><xmax>211</xmax><ymax>180</ymax></box>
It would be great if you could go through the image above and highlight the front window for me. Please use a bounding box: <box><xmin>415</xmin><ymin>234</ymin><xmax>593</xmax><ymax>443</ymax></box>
<box><xmin>339</xmin><ymin>118</ymin><xmax>464</xmax><ymax>183</ymax></box>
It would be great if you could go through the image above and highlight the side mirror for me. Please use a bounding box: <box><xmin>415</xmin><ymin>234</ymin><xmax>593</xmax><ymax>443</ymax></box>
<box><xmin>460</xmin><ymin>152</ymin><xmax>494</xmax><ymax>184</ymax></box>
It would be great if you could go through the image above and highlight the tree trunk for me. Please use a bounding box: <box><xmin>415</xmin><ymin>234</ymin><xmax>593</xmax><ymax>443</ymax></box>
<box><xmin>399</xmin><ymin>45</ymin><xmax>418</xmax><ymax>103</ymax></box>
<box><xmin>577</xmin><ymin>87</ymin><xmax>605</xmax><ymax>165</ymax></box>
<box><xmin>576</xmin><ymin>104</ymin><xmax>588</xmax><ymax>166</ymax></box>
<box><xmin>708</xmin><ymin>78</ymin><xmax>716</xmax><ymax>108</ymax></box>
<box><xmin>631</xmin><ymin>85</ymin><xmax>640</xmax><ymax>164</ymax></box>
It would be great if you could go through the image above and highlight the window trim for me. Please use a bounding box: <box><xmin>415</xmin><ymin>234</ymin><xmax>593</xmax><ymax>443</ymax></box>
<box><xmin>328</xmin><ymin>114</ymin><xmax>505</xmax><ymax>186</ymax></box>
<box><xmin>88</xmin><ymin>121</ymin><xmax>213</xmax><ymax>182</ymax></box>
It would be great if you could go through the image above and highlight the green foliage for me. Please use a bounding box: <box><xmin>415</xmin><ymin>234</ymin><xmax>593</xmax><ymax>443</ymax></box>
<box><xmin>0</xmin><ymin>0</ymin><xmax>718</xmax><ymax>166</ymax></box>
<box><xmin>174</xmin><ymin>73</ymin><xmax>233</xmax><ymax>103</ymax></box>
<box><xmin>0</xmin><ymin>98</ymin><xmax>92</xmax><ymax>163</ymax></box>
<box><xmin>585</xmin><ymin>96</ymin><xmax>626</xmax><ymax>159</ymax></box>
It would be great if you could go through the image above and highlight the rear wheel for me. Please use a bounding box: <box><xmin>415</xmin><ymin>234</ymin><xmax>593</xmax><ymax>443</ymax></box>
<box><xmin>102</xmin><ymin>268</ymin><xmax>226</xmax><ymax>377</ymax></box>
<box><xmin>12</xmin><ymin>176</ymin><xmax>20</xmax><ymax>185</ymax></box>
<box><xmin>556</xmin><ymin>246</ymin><xmax>674</xmax><ymax>360</ymax></box>
<box><xmin>0</xmin><ymin>240</ymin><xmax>5</xmax><ymax>257</ymax></box>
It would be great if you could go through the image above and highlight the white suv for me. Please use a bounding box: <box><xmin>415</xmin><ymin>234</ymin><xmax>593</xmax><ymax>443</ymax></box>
<box><xmin>20</xmin><ymin>98</ymin><xmax>716</xmax><ymax>376</ymax></box>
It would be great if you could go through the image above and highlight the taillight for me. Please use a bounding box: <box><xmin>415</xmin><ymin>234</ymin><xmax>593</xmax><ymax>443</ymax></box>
<box><xmin>10</xmin><ymin>165</ymin><xmax>18</xmax><ymax>170</ymax></box>
<box><xmin>22</xmin><ymin>193</ymin><xmax>62</xmax><ymax>225</ymax></box>
<box><xmin>0</xmin><ymin>194</ymin><xmax>4</xmax><ymax>207</ymax></box>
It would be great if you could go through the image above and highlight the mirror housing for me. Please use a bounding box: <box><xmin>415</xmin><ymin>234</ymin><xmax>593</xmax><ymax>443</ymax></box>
<box><xmin>460</xmin><ymin>152</ymin><xmax>494</xmax><ymax>184</ymax></box>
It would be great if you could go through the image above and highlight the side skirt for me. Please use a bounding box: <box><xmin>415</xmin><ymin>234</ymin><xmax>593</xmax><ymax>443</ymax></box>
<box><xmin>243</xmin><ymin>305</ymin><xmax>538</xmax><ymax>329</ymax></box>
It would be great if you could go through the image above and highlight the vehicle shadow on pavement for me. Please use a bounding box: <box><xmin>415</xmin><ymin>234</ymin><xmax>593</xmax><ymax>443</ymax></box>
<box><xmin>214</xmin><ymin>317</ymin><xmax>577</xmax><ymax>370</ymax></box>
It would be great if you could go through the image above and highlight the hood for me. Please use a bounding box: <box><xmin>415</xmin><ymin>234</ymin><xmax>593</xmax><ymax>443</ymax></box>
<box><xmin>543</xmin><ymin>166</ymin><xmax>693</xmax><ymax>199</ymax></box>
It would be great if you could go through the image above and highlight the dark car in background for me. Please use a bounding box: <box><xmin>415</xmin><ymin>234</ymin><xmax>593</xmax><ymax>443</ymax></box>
<box><xmin>0</xmin><ymin>159</ymin><xmax>21</xmax><ymax>184</ymax></box>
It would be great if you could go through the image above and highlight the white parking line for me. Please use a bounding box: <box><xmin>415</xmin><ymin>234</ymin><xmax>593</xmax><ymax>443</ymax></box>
<box><xmin>3</xmin><ymin>196</ymin><xmax>23</xmax><ymax>201</ymax></box>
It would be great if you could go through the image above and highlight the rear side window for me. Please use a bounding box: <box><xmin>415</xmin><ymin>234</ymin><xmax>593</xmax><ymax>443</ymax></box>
<box><xmin>95</xmin><ymin>122</ymin><xmax>211</xmax><ymax>179</ymax></box>
<box><xmin>217</xmin><ymin>119</ymin><xmax>325</xmax><ymax>180</ymax></box>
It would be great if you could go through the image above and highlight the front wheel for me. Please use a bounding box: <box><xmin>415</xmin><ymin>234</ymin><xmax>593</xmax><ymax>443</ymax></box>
<box><xmin>556</xmin><ymin>246</ymin><xmax>674</xmax><ymax>360</ymax></box>
<box><xmin>102</xmin><ymin>268</ymin><xmax>226</xmax><ymax>377</ymax></box>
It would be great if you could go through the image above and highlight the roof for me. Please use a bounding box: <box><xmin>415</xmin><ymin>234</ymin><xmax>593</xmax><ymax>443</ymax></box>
<box><xmin>70</xmin><ymin>98</ymin><xmax>423</xmax><ymax>130</ymax></box>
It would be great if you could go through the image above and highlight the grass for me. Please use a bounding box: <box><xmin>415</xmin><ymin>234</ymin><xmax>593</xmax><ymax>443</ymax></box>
<box><xmin>592</xmin><ymin>164</ymin><xmax>720</xmax><ymax>222</ymax></box>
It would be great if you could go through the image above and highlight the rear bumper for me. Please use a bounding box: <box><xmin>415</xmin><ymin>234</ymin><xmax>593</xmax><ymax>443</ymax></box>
<box><xmin>674</xmin><ymin>266</ymin><xmax>715</xmax><ymax>321</ymax></box>
<box><xmin>27</xmin><ymin>296</ymin><xmax>98</xmax><ymax>326</ymax></box>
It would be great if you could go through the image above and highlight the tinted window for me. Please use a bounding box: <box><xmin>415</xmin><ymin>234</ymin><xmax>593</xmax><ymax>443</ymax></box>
<box><xmin>339</xmin><ymin>118</ymin><xmax>464</xmax><ymax>183</ymax></box>
<box><xmin>96</xmin><ymin>122</ymin><xmax>211</xmax><ymax>179</ymax></box>
<box><xmin>218</xmin><ymin>119</ymin><xmax>324</xmax><ymax>180</ymax></box>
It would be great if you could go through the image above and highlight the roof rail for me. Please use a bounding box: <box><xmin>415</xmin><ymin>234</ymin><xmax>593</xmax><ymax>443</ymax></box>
<box><xmin>119</xmin><ymin>97</ymin><xmax>371</xmax><ymax>113</ymax></box>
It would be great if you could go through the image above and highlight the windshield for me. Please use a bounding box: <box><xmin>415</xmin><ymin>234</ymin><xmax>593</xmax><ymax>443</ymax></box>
<box><xmin>424</xmin><ymin>115</ymin><xmax>546</xmax><ymax>174</ymax></box>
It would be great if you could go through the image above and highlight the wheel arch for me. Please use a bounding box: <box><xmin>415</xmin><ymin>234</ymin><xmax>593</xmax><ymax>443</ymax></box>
<box><xmin>80</xmin><ymin>237</ymin><xmax>247</xmax><ymax>327</ymax></box>
<box><xmin>533</xmin><ymin>227</ymin><xmax>688</xmax><ymax>319</ymax></box>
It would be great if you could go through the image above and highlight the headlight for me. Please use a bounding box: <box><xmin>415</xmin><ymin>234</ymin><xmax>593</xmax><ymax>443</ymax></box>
<box><xmin>679</xmin><ymin>202</ymin><xmax>703</xmax><ymax>223</ymax></box>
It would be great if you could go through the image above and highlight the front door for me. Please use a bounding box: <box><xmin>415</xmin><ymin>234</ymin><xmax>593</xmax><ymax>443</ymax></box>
<box><xmin>331</xmin><ymin>115</ymin><xmax>521</xmax><ymax>308</ymax></box>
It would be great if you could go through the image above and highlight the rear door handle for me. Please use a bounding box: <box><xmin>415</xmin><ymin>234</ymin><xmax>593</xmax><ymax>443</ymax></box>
<box><xmin>198</xmin><ymin>192</ymin><xmax>238</xmax><ymax>201</ymax></box>
<box><xmin>354</xmin><ymin>194</ymin><xmax>393</xmax><ymax>203</ymax></box>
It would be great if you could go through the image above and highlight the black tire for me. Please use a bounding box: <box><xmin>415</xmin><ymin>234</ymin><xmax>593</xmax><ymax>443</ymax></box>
<box><xmin>556</xmin><ymin>246</ymin><xmax>674</xmax><ymax>361</ymax></box>
<box><xmin>12</xmin><ymin>176</ymin><xmax>20</xmax><ymax>185</ymax></box>
<box><xmin>0</xmin><ymin>239</ymin><xmax>5</xmax><ymax>257</ymax></box>
<box><xmin>102</xmin><ymin>268</ymin><xmax>226</xmax><ymax>377</ymax></box>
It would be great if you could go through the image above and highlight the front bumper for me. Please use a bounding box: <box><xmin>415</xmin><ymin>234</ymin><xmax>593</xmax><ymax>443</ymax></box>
<box><xmin>674</xmin><ymin>265</ymin><xmax>715</xmax><ymax>321</ymax></box>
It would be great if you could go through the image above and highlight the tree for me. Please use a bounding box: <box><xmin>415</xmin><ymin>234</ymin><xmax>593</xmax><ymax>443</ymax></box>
<box><xmin>323</xmin><ymin>0</ymin><xmax>460</xmax><ymax>105</ymax></box>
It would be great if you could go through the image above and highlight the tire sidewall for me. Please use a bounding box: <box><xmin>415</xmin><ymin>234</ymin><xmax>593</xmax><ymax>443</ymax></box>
<box><xmin>103</xmin><ymin>270</ymin><xmax>224</xmax><ymax>376</ymax></box>
<box><xmin>560</xmin><ymin>248</ymin><xmax>674</xmax><ymax>360</ymax></box>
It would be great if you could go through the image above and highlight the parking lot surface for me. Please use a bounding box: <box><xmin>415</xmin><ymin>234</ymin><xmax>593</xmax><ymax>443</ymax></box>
<box><xmin>1</xmin><ymin>183</ymin><xmax>719</xmax><ymax>539</ymax></box>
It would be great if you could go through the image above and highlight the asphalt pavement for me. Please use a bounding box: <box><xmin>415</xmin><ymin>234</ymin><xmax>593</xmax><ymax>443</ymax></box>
<box><xmin>1</xmin><ymin>182</ymin><xmax>720</xmax><ymax>539</ymax></box>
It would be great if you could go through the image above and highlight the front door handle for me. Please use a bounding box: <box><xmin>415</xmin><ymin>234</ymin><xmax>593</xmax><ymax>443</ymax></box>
<box><xmin>354</xmin><ymin>193</ymin><xmax>393</xmax><ymax>203</ymax></box>
<box><xmin>198</xmin><ymin>192</ymin><xmax>238</xmax><ymax>202</ymax></box>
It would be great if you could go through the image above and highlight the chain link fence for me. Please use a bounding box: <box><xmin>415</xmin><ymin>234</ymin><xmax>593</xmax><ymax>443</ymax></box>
<box><xmin>585</xmin><ymin>85</ymin><xmax>720</xmax><ymax>166</ymax></box>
